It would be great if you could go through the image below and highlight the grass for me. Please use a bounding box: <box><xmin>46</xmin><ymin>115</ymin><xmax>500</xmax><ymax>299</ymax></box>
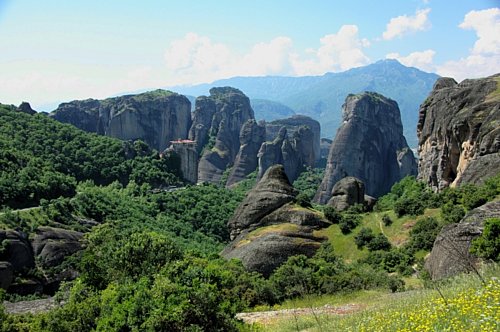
<box><xmin>314</xmin><ymin>208</ymin><xmax>441</xmax><ymax>262</ymax></box>
<box><xmin>246</xmin><ymin>264</ymin><xmax>500</xmax><ymax>332</ymax></box>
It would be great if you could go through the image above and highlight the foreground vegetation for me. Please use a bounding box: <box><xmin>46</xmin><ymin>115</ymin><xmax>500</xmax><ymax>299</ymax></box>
<box><xmin>252</xmin><ymin>264</ymin><xmax>500</xmax><ymax>332</ymax></box>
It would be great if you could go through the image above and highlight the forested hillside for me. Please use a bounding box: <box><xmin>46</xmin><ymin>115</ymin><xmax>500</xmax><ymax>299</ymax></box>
<box><xmin>0</xmin><ymin>104</ymin><xmax>181</xmax><ymax>209</ymax></box>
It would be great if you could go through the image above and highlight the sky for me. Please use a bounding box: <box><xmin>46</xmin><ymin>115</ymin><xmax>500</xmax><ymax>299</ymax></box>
<box><xmin>0</xmin><ymin>0</ymin><xmax>499</xmax><ymax>110</ymax></box>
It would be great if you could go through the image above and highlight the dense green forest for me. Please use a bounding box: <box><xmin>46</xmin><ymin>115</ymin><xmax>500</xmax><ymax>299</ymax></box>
<box><xmin>1</xmin><ymin>106</ymin><xmax>499</xmax><ymax>331</ymax></box>
<box><xmin>0</xmin><ymin>104</ymin><xmax>181</xmax><ymax>209</ymax></box>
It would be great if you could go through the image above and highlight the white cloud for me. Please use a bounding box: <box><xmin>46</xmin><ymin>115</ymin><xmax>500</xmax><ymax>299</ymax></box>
<box><xmin>382</xmin><ymin>8</ymin><xmax>431</xmax><ymax>40</ymax></box>
<box><xmin>437</xmin><ymin>8</ymin><xmax>500</xmax><ymax>81</ymax></box>
<box><xmin>459</xmin><ymin>8</ymin><xmax>500</xmax><ymax>55</ymax></box>
<box><xmin>164</xmin><ymin>26</ymin><xmax>370</xmax><ymax>84</ymax></box>
<box><xmin>386</xmin><ymin>49</ymin><xmax>436</xmax><ymax>72</ymax></box>
<box><xmin>290</xmin><ymin>25</ymin><xmax>370</xmax><ymax>75</ymax></box>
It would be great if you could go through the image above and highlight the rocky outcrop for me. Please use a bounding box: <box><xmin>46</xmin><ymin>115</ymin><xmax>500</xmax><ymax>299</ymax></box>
<box><xmin>188</xmin><ymin>96</ymin><xmax>217</xmax><ymax>153</ymax></box>
<box><xmin>327</xmin><ymin>177</ymin><xmax>375</xmax><ymax>211</ymax></box>
<box><xmin>257</xmin><ymin>125</ymin><xmax>316</xmax><ymax>183</ymax></box>
<box><xmin>264</xmin><ymin>115</ymin><xmax>321</xmax><ymax>163</ymax></box>
<box><xmin>227</xmin><ymin>165</ymin><xmax>298</xmax><ymax>239</ymax></box>
<box><xmin>31</xmin><ymin>227</ymin><xmax>83</xmax><ymax>268</ymax></box>
<box><xmin>0</xmin><ymin>261</ymin><xmax>13</xmax><ymax>289</ymax></box>
<box><xmin>222</xmin><ymin>165</ymin><xmax>329</xmax><ymax>276</ymax></box>
<box><xmin>0</xmin><ymin>227</ymin><xmax>83</xmax><ymax>294</ymax></box>
<box><xmin>18</xmin><ymin>102</ymin><xmax>36</xmax><ymax>115</ymax></box>
<box><xmin>425</xmin><ymin>200</ymin><xmax>500</xmax><ymax>280</ymax></box>
<box><xmin>196</xmin><ymin>87</ymin><xmax>255</xmax><ymax>184</ymax></box>
<box><xmin>0</xmin><ymin>230</ymin><xmax>35</xmax><ymax>271</ymax></box>
<box><xmin>417</xmin><ymin>74</ymin><xmax>500</xmax><ymax>190</ymax></box>
<box><xmin>51</xmin><ymin>90</ymin><xmax>192</xmax><ymax>151</ymax></box>
<box><xmin>315</xmin><ymin>92</ymin><xmax>417</xmax><ymax>203</ymax></box>
<box><xmin>166</xmin><ymin>140</ymin><xmax>198</xmax><ymax>183</ymax></box>
<box><xmin>226</xmin><ymin>120</ymin><xmax>266</xmax><ymax>187</ymax></box>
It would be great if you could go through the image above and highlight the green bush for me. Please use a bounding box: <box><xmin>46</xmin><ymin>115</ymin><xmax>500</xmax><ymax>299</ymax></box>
<box><xmin>295</xmin><ymin>192</ymin><xmax>312</xmax><ymax>208</ymax></box>
<box><xmin>324</xmin><ymin>206</ymin><xmax>342</xmax><ymax>224</ymax></box>
<box><xmin>406</xmin><ymin>217</ymin><xmax>441</xmax><ymax>253</ymax></box>
<box><xmin>339</xmin><ymin>213</ymin><xmax>361</xmax><ymax>234</ymax></box>
<box><xmin>354</xmin><ymin>227</ymin><xmax>375</xmax><ymax>249</ymax></box>
<box><xmin>366</xmin><ymin>234</ymin><xmax>392</xmax><ymax>251</ymax></box>
<box><xmin>471</xmin><ymin>218</ymin><xmax>500</xmax><ymax>261</ymax></box>
<box><xmin>441</xmin><ymin>202</ymin><xmax>466</xmax><ymax>224</ymax></box>
<box><xmin>382</xmin><ymin>214</ymin><xmax>393</xmax><ymax>226</ymax></box>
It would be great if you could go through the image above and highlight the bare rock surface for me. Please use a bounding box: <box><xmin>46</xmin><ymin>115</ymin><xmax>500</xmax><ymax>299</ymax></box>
<box><xmin>315</xmin><ymin>92</ymin><xmax>417</xmax><ymax>203</ymax></box>
<box><xmin>425</xmin><ymin>200</ymin><xmax>500</xmax><ymax>280</ymax></box>
<box><xmin>417</xmin><ymin>74</ymin><xmax>500</xmax><ymax>190</ymax></box>
<box><xmin>51</xmin><ymin>90</ymin><xmax>192</xmax><ymax>151</ymax></box>
<box><xmin>222</xmin><ymin>165</ymin><xmax>329</xmax><ymax>276</ymax></box>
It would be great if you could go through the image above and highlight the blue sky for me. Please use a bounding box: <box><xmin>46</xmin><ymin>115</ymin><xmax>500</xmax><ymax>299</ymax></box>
<box><xmin>0</xmin><ymin>0</ymin><xmax>498</xmax><ymax>110</ymax></box>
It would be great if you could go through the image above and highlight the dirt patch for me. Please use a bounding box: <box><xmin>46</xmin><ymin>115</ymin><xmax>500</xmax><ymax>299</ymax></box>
<box><xmin>236</xmin><ymin>303</ymin><xmax>364</xmax><ymax>325</ymax></box>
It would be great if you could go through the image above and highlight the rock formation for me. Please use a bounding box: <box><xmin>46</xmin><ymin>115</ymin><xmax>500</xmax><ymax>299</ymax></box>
<box><xmin>188</xmin><ymin>96</ymin><xmax>217</xmax><ymax>153</ymax></box>
<box><xmin>417</xmin><ymin>74</ymin><xmax>500</xmax><ymax>191</ymax></box>
<box><xmin>320</xmin><ymin>138</ymin><xmax>332</xmax><ymax>160</ymax></box>
<box><xmin>0</xmin><ymin>227</ymin><xmax>83</xmax><ymax>292</ymax></box>
<box><xmin>314</xmin><ymin>92</ymin><xmax>417</xmax><ymax>203</ymax></box>
<box><xmin>425</xmin><ymin>201</ymin><xmax>500</xmax><ymax>280</ymax></box>
<box><xmin>257</xmin><ymin>125</ymin><xmax>316</xmax><ymax>183</ymax></box>
<box><xmin>222</xmin><ymin>165</ymin><xmax>329</xmax><ymax>276</ymax></box>
<box><xmin>327</xmin><ymin>177</ymin><xmax>375</xmax><ymax>211</ymax></box>
<box><xmin>51</xmin><ymin>89</ymin><xmax>192</xmax><ymax>151</ymax></box>
<box><xmin>18</xmin><ymin>102</ymin><xmax>36</xmax><ymax>115</ymax></box>
<box><xmin>195</xmin><ymin>87</ymin><xmax>255</xmax><ymax>184</ymax></box>
<box><xmin>226</xmin><ymin>119</ymin><xmax>266</xmax><ymax>187</ymax></box>
<box><xmin>264</xmin><ymin>115</ymin><xmax>321</xmax><ymax>163</ymax></box>
<box><xmin>166</xmin><ymin>140</ymin><xmax>198</xmax><ymax>184</ymax></box>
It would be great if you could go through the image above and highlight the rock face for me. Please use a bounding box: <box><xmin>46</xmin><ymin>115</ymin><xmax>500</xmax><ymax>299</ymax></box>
<box><xmin>222</xmin><ymin>165</ymin><xmax>329</xmax><ymax>276</ymax></box>
<box><xmin>196</xmin><ymin>87</ymin><xmax>255</xmax><ymax>184</ymax></box>
<box><xmin>425</xmin><ymin>201</ymin><xmax>500</xmax><ymax>280</ymax></box>
<box><xmin>18</xmin><ymin>102</ymin><xmax>36</xmax><ymax>115</ymax></box>
<box><xmin>264</xmin><ymin>115</ymin><xmax>321</xmax><ymax>163</ymax></box>
<box><xmin>417</xmin><ymin>75</ymin><xmax>500</xmax><ymax>191</ymax></box>
<box><xmin>315</xmin><ymin>92</ymin><xmax>417</xmax><ymax>203</ymax></box>
<box><xmin>257</xmin><ymin>125</ymin><xmax>316</xmax><ymax>183</ymax></box>
<box><xmin>51</xmin><ymin>90</ymin><xmax>192</xmax><ymax>151</ymax></box>
<box><xmin>31</xmin><ymin>227</ymin><xmax>83</xmax><ymax>268</ymax></box>
<box><xmin>327</xmin><ymin>177</ymin><xmax>371</xmax><ymax>211</ymax></box>
<box><xmin>226</xmin><ymin>120</ymin><xmax>266</xmax><ymax>187</ymax></box>
<box><xmin>166</xmin><ymin>140</ymin><xmax>198</xmax><ymax>183</ymax></box>
<box><xmin>0</xmin><ymin>230</ymin><xmax>35</xmax><ymax>271</ymax></box>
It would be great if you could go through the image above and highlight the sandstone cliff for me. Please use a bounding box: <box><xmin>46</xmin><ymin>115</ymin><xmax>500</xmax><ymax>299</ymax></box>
<box><xmin>417</xmin><ymin>74</ymin><xmax>500</xmax><ymax>190</ymax></box>
<box><xmin>257</xmin><ymin>124</ymin><xmax>316</xmax><ymax>183</ymax></box>
<box><xmin>222</xmin><ymin>165</ymin><xmax>329</xmax><ymax>276</ymax></box>
<box><xmin>51</xmin><ymin>90</ymin><xmax>192</xmax><ymax>151</ymax></box>
<box><xmin>226</xmin><ymin>119</ymin><xmax>265</xmax><ymax>187</ymax></box>
<box><xmin>315</xmin><ymin>92</ymin><xmax>417</xmax><ymax>203</ymax></box>
<box><xmin>264</xmin><ymin>115</ymin><xmax>321</xmax><ymax>163</ymax></box>
<box><xmin>195</xmin><ymin>87</ymin><xmax>255</xmax><ymax>184</ymax></box>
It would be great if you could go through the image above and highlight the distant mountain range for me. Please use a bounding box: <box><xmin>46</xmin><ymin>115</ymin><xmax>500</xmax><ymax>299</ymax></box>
<box><xmin>171</xmin><ymin>59</ymin><xmax>439</xmax><ymax>147</ymax></box>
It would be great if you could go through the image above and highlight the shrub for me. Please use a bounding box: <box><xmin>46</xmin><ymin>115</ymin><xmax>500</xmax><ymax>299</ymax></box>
<box><xmin>339</xmin><ymin>213</ymin><xmax>361</xmax><ymax>234</ymax></box>
<box><xmin>470</xmin><ymin>218</ymin><xmax>500</xmax><ymax>261</ymax></box>
<box><xmin>366</xmin><ymin>234</ymin><xmax>392</xmax><ymax>251</ymax></box>
<box><xmin>295</xmin><ymin>192</ymin><xmax>312</xmax><ymax>208</ymax></box>
<box><xmin>354</xmin><ymin>228</ymin><xmax>375</xmax><ymax>249</ymax></box>
<box><xmin>382</xmin><ymin>214</ymin><xmax>393</xmax><ymax>226</ymax></box>
<box><xmin>441</xmin><ymin>202</ymin><xmax>465</xmax><ymax>224</ymax></box>
<box><xmin>406</xmin><ymin>217</ymin><xmax>440</xmax><ymax>253</ymax></box>
<box><xmin>394</xmin><ymin>196</ymin><xmax>425</xmax><ymax>217</ymax></box>
<box><xmin>324</xmin><ymin>206</ymin><xmax>342</xmax><ymax>224</ymax></box>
